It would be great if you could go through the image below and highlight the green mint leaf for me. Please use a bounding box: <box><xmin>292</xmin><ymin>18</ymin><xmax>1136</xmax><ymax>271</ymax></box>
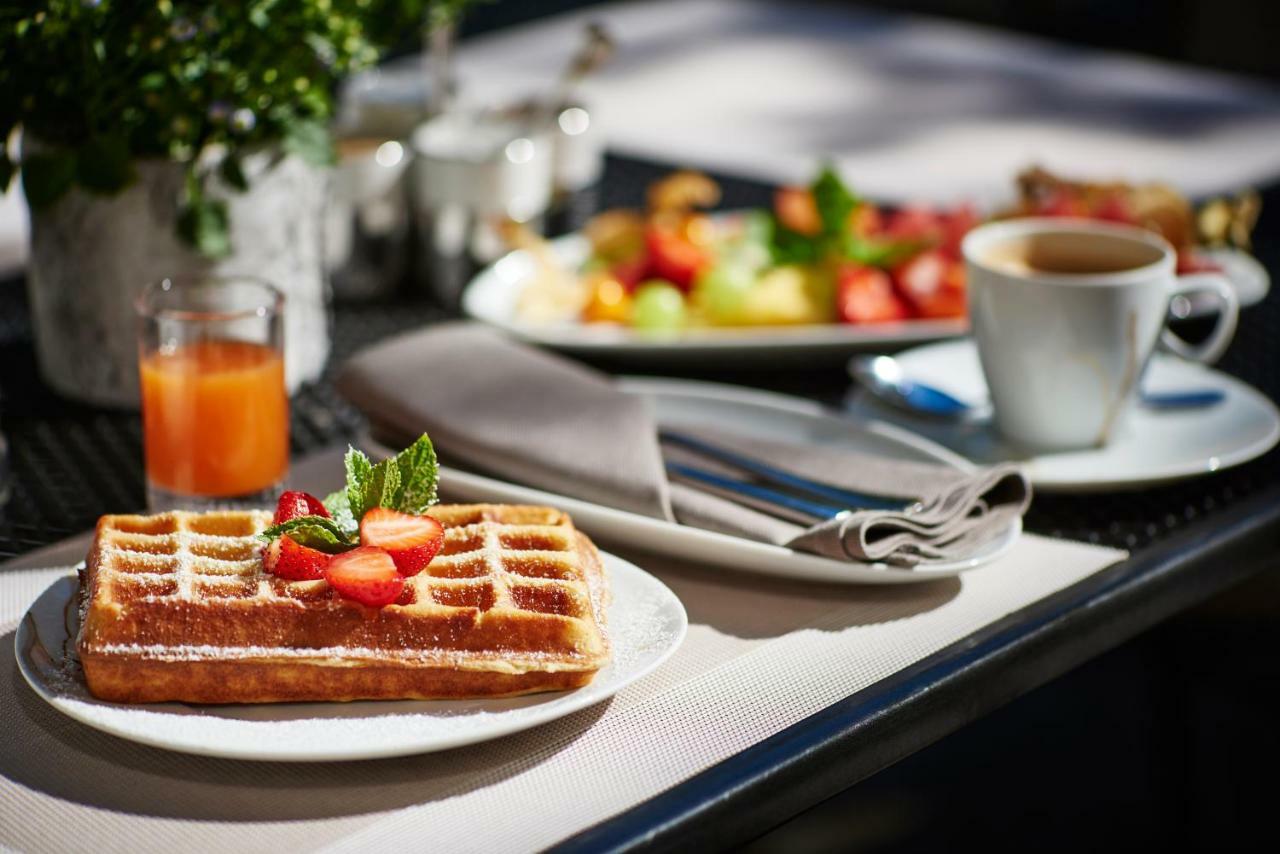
<box><xmin>390</xmin><ymin>434</ymin><xmax>439</xmax><ymax>514</ymax></box>
<box><xmin>360</xmin><ymin>458</ymin><xmax>401</xmax><ymax>517</ymax></box>
<box><xmin>841</xmin><ymin>235</ymin><xmax>931</xmax><ymax>268</ymax></box>
<box><xmin>322</xmin><ymin>489</ymin><xmax>358</xmax><ymax>538</ymax></box>
<box><xmin>810</xmin><ymin>165</ymin><xmax>858</xmax><ymax>239</ymax></box>
<box><xmin>344</xmin><ymin>446</ymin><xmax>373</xmax><ymax>522</ymax></box>
<box><xmin>770</xmin><ymin>225</ymin><xmax>821</xmax><ymax>266</ymax></box>
<box><xmin>259</xmin><ymin>516</ymin><xmax>355</xmax><ymax>554</ymax></box>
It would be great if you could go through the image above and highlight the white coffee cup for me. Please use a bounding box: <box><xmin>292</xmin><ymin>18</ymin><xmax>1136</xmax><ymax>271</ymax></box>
<box><xmin>962</xmin><ymin>218</ymin><xmax>1238</xmax><ymax>450</ymax></box>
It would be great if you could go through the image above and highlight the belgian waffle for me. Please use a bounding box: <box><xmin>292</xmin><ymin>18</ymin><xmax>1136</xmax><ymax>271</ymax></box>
<box><xmin>76</xmin><ymin>505</ymin><xmax>611</xmax><ymax>704</ymax></box>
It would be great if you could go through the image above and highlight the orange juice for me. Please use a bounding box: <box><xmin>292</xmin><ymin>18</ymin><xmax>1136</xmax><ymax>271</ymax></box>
<box><xmin>140</xmin><ymin>340</ymin><xmax>288</xmax><ymax>497</ymax></box>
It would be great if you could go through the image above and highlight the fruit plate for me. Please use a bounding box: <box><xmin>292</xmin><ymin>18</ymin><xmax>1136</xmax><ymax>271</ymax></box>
<box><xmin>461</xmin><ymin>234</ymin><xmax>1267</xmax><ymax>364</ymax></box>
<box><xmin>461</xmin><ymin>232</ymin><xmax>966</xmax><ymax>363</ymax></box>
<box><xmin>16</xmin><ymin>553</ymin><xmax>686</xmax><ymax>762</ymax></box>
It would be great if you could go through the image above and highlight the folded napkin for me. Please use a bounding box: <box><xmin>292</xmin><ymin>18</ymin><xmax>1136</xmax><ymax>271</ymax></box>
<box><xmin>336</xmin><ymin>324</ymin><xmax>1031</xmax><ymax>566</ymax></box>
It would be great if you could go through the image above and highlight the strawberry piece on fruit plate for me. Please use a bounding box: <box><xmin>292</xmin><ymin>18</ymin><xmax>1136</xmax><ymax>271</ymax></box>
<box><xmin>644</xmin><ymin>225</ymin><xmax>711</xmax><ymax>290</ymax></box>
<box><xmin>262</xmin><ymin>535</ymin><xmax>330</xmax><ymax>581</ymax></box>
<box><xmin>359</xmin><ymin>507</ymin><xmax>445</xmax><ymax>577</ymax></box>
<box><xmin>1176</xmin><ymin>249</ymin><xmax>1223</xmax><ymax>275</ymax></box>
<box><xmin>273</xmin><ymin>490</ymin><xmax>330</xmax><ymax>525</ymax></box>
<box><xmin>324</xmin><ymin>546</ymin><xmax>405</xmax><ymax>607</ymax></box>
<box><xmin>837</xmin><ymin>265</ymin><xmax>912</xmax><ymax>324</ymax></box>
<box><xmin>882</xmin><ymin>206</ymin><xmax>944</xmax><ymax>242</ymax></box>
<box><xmin>893</xmin><ymin>249</ymin><xmax>968</xmax><ymax>319</ymax></box>
<box><xmin>938</xmin><ymin>203</ymin><xmax>980</xmax><ymax>257</ymax></box>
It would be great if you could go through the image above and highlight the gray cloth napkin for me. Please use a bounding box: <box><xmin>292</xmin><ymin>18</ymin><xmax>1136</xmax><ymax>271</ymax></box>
<box><xmin>335</xmin><ymin>323</ymin><xmax>672</xmax><ymax>520</ymax></box>
<box><xmin>662</xmin><ymin>428</ymin><xmax>1029</xmax><ymax>564</ymax></box>
<box><xmin>336</xmin><ymin>324</ymin><xmax>1031</xmax><ymax>567</ymax></box>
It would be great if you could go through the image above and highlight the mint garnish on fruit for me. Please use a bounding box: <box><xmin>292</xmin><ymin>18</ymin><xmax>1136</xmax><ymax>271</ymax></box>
<box><xmin>260</xmin><ymin>434</ymin><xmax>440</xmax><ymax>554</ymax></box>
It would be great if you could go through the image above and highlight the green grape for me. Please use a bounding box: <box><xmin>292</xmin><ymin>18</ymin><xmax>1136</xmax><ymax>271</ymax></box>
<box><xmin>632</xmin><ymin>280</ymin><xmax>688</xmax><ymax>331</ymax></box>
<box><xmin>693</xmin><ymin>262</ymin><xmax>756</xmax><ymax>324</ymax></box>
<box><xmin>740</xmin><ymin>208</ymin><xmax>775</xmax><ymax>246</ymax></box>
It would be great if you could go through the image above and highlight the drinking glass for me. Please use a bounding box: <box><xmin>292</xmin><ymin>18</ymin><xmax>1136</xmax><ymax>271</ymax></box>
<box><xmin>136</xmin><ymin>276</ymin><xmax>288</xmax><ymax>511</ymax></box>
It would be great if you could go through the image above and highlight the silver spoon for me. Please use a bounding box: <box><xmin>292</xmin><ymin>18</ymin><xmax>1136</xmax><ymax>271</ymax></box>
<box><xmin>851</xmin><ymin>354</ymin><xmax>1225</xmax><ymax>422</ymax></box>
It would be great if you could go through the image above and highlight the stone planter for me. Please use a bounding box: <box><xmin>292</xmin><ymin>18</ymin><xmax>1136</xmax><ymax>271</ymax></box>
<box><xmin>26</xmin><ymin>153</ymin><xmax>331</xmax><ymax>408</ymax></box>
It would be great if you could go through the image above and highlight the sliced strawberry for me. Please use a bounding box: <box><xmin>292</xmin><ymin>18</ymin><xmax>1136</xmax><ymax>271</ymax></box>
<box><xmin>882</xmin><ymin>206</ymin><xmax>944</xmax><ymax>242</ymax></box>
<box><xmin>1176</xmin><ymin>249</ymin><xmax>1223</xmax><ymax>275</ymax></box>
<box><xmin>359</xmin><ymin>507</ymin><xmax>444</xmax><ymax>577</ymax></box>
<box><xmin>938</xmin><ymin>203</ymin><xmax>980</xmax><ymax>258</ymax></box>
<box><xmin>324</xmin><ymin>546</ymin><xmax>404</xmax><ymax>607</ymax></box>
<box><xmin>610</xmin><ymin>255</ymin><xmax>650</xmax><ymax>291</ymax></box>
<box><xmin>837</xmin><ymin>265</ymin><xmax>911</xmax><ymax>324</ymax></box>
<box><xmin>644</xmin><ymin>225</ymin><xmax>711</xmax><ymax>290</ymax></box>
<box><xmin>1033</xmin><ymin>188</ymin><xmax>1090</xmax><ymax>218</ymax></box>
<box><xmin>1093</xmin><ymin>192</ymin><xmax>1136</xmax><ymax>225</ymax></box>
<box><xmin>893</xmin><ymin>249</ymin><xmax>968</xmax><ymax>319</ymax></box>
<box><xmin>263</xmin><ymin>535</ymin><xmax>330</xmax><ymax>581</ymax></box>
<box><xmin>273</xmin><ymin>490</ymin><xmax>331</xmax><ymax>525</ymax></box>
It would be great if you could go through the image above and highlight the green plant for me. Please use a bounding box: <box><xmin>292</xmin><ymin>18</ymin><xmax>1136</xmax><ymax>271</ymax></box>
<box><xmin>0</xmin><ymin>1</ymin><xmax>443</xmax><ymax>256</ymax></box>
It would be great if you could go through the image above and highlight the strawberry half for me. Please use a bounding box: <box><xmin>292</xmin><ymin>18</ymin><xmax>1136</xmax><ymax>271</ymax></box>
<box><xmin>263</xmin><ymin>535</ymin><xmax>330</xmax><ymax>581</ymax></box>
<box><xmin>324</xmin><ymin>546</ymin><xmax>404</xmax><ymax>607</ymax></box>
<box><xmin>273</xmin><ymin>490</ymin><xmax>331</xmax><ymax>525</ymax></box>
<box><xmin>359</xmin><ymin>507</ymin><xmax>444</xmax><ymax>577</ymax></box>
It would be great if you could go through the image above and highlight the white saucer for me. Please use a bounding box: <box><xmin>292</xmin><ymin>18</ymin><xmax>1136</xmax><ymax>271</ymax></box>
<box><xmin>846</xmin><ymin>340</ymin><xmax>1280</xmax><ymax>491</ymax></box>
<box><xmin>16</xmin><ymin>553</ymin><xmax>686</xmax><ymax>762</ymax></box>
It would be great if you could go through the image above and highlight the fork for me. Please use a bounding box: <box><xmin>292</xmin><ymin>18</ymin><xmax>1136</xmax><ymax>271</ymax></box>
<box><xmin>660</xmin><ymin>430</ymin><xmax>914</xmax><ymax>522</ymax></box>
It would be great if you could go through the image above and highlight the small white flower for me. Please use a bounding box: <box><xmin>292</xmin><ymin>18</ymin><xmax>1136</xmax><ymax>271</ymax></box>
<box><xmin>230</xmin><ymin>108</ymin><xmax>256</xmax><ymax>134</ymax></box>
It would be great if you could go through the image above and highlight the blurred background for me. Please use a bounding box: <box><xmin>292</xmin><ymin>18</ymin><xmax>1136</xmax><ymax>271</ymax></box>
<box><xmin>461</xmin><ymin>0</ymin><xmax>1280</xmax><ymax>78</ymax></box>
<box><xmin>2</xmin><ymin>1</ymin><xmax>1277</xmax><ymax>849</ymax></box>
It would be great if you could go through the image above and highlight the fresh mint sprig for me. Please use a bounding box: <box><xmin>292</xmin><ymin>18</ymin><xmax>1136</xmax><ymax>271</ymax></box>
<box><xmin>390</xmin><ymin>434</ymin><xmax>440</xmax><ymax>514</ymax></box>
<box><xmin>259</xmin><ymin>516</ymin><xmax>355</xmax><ymax>554</ymax></box>
<box><xmin>769</xmin><ymin>165</ymin><xmax>926</xmax><ymax>269</ymax></box>
<box><xmin>260</xmin><ymin>434</ymin><xmax>441</xmax><ymax>551</ymax></box>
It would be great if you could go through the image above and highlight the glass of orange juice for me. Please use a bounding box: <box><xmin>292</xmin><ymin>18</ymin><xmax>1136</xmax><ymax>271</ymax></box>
<box><xmin>136</xmin><ymin>276</ymin><xmax>288</xmax><ymax>511</ymax></box>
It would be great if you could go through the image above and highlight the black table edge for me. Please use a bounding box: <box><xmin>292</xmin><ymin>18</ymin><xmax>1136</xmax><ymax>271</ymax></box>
<box><xmin>553</xmin><ymin>487</ymin><xmax>1280</xmax><ymax>853</ymax></box>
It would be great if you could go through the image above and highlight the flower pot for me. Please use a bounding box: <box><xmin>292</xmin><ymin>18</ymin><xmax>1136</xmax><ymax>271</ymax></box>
<box><xmin>26</xmin><ymin>153</ymin><xmax>331</xmax><ymax>408</ymax></box>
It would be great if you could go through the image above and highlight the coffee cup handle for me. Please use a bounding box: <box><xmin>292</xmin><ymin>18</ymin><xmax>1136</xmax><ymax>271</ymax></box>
<box><xmin>1160</xmin><ymin>273</ymin><xmax>1239</xmax><ymax>365</ymax></box>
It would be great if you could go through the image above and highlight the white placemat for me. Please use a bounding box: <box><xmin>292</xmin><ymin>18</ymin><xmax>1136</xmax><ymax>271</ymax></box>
<box><xmin>0</xmin><ymin>501</ymin><xmax>1125</xmax><ymax>852</ymax></box>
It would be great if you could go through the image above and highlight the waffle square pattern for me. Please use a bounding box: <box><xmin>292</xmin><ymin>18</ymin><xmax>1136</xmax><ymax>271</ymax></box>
<box><xmin>76</xmin><ymin>505</ymin><xmax>611</xmax><ymax>704</ymax></box>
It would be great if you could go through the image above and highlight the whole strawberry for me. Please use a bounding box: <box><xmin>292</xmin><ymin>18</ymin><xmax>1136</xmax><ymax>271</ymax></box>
<box><xmin>273</xmin><ymin>490</ymin><xmax>330</xmax><ymax>525</ymax></box>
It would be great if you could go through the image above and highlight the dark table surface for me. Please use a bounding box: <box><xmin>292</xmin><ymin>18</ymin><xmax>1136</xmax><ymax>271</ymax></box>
<box><xmin>1</xmin><ymin>155</ymin><xmax>1278</xmax><ymax>850</ymax></box>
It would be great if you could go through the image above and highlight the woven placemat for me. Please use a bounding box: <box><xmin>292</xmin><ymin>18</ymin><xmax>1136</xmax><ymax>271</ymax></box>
<box><xmin>0</xmin><ymin>451</ymin><xmax>1125</xmax><ymax>852</ymax></box>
